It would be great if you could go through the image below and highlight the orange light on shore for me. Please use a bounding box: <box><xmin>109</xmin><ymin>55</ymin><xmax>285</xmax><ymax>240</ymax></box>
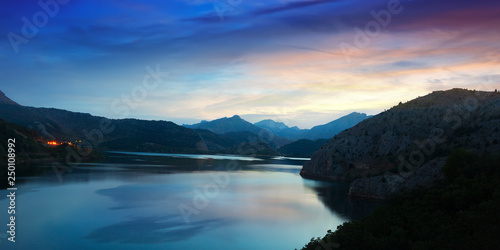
<box><xmin>47</xmin><ymin>141</ymin><xmax>60</xmax><ymax>145</ymax></box>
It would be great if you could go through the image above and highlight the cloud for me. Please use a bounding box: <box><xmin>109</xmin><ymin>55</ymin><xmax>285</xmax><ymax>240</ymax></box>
<box><xmin>252</xmin><ymin>0</ymin><xmax>342</xmax><ymax>16</ymax></box>
<box><xmin>1</xmin><ymin>0</ymin><xmax>499</xmax><ymax>128</ymax></box>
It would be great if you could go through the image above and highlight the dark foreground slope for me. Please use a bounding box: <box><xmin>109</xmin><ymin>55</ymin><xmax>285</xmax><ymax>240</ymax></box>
<box><xmin>300</xmin><ymin>150</ymin><xmax>500</xmax><ymax>250</ymax></box>
<box><xmin>301</xmin><ymin>89</ymin><xmax>500</xmax><ymax>199</ymax></box>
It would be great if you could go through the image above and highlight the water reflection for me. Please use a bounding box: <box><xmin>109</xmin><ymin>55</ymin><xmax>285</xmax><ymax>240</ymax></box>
<box><xmin>302</xmin><ymin>180</ymin><xmax>384</xmax><ymax>221</ymax></box>
<box><xmin>85</xmin><ymin>216</ymin><xmax>231</xmax><ymax>244</ymax></box>
<box><xmin>108</xmin><ymin>151</ymin><xmax>264</xmax><ymax>161</ymax></box>
<box><xmin>1</xmin><ymin>152</ymin><xmax>382</xmax><ymax>249</ymax></box>
<box><xmin>5</xmin><ymin>152</ymin><xmax>382</xmax><ymax>221</ymax></box>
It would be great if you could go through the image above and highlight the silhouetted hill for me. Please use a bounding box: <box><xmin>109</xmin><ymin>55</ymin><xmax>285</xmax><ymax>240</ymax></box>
<box><xmin>302</xmin><ymin>88</ymin><xmax>500</xmax><ymax>199</ymax></box>
<box><xmin>278</xmin><ymin>139</ymin><xmax>328</xmax><ymax>157</ymax></box>
<box><xmin>195</xmin><ymin>129</ymin><xmax>238</xmax><ymax>151</ymax></box>
<box><xmin>0</xmin><ymin>104</ymin><xmax>65</xmax><ymax>139</ymax></box>
<box><xmin>25</xmin><ymin>107</ymin><xmax>104</xmax><ymax>140</ymax></box>
<box><xmin>99</xmin><ymin>119</ymin><xmax>204</xmax><ymax>153</ymax></box>
<box><xmin>0</xmin><ymin>93</ymin><xmax>210</xmax><ymax>154</ymax></box>
<box><xmin>222</xmin><ymin>131</ymin><xmax>261</xmax><ymax>144</ymax></box>
<box><xmin>194</xmin><ymin>129</ymin><xmax>281</xmax><ymax>155</ymax></box>
<box><xmin>221</xmin><ymin>141</ymin><xmax>278</xmax><ymax>156</ymax></box>
<box><xmin>222</xmin><ymin>130</ymin><xmax>289</xmax><ymax>149</ymax></box>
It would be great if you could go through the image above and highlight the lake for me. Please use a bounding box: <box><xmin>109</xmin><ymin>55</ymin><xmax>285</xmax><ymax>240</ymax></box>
<box><xmin>0</xmin><ymin>152</ymin><xmax>380</xmax><ymax>250</ymax></box>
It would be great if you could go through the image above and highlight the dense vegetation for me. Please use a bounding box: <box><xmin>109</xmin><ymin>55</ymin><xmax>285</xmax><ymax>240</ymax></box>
<box><xmin>0</xmin><ymin>103</ymin><xmax>208</xmax><ymax>154</ymax></box>
<box><xmin>300</xmin><ymin>149</ymin><xmax>500</xmax><ymax>250</ymax></box>
<box><xmin>0</xmin><ymin>118</ymin><xmax>81</xmax><ymax>188</ymax></box>
<box><xmin>0</xmin><ymin>118</ymin><xmax>50</xmax><ymax>162</ymax></box>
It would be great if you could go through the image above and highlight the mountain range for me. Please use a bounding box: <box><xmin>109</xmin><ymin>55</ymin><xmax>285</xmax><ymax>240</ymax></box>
<box><xmin>184</xmin><ymin>112</ymin><xmax>370</xmax><ymax>157</ymax></box>
<box><xmin>184</xmin><ymin>115</ymin><xmax>292</xmax><ymax>148</ymax></box>
<box><xmin>254</xmin><ymin>112</ymin><xmax>371</xmax><ymax>140</ymax></box>
<box><xmin>0</xmin><ymin>90</ymin><xmax>367</xmax><ymax>157</ymax></box>
<box><xmin>185</xmin><ymin>112</ymin><xmax>370</xmax><ymax>144</ymax></box>
<box><xmin>2</xmin><ymin>88</ymin><xmax>497</xmax><ymax>199</ymax></box>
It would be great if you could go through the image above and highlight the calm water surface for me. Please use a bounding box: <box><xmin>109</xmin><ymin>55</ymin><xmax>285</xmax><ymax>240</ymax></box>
<box><xmin>0</xmin><ymin>152</ymin><xmax>380</xmax><ymax>250</ymax></box>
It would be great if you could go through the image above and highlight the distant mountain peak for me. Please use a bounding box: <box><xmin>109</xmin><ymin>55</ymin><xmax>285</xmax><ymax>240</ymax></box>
<box><xmin>183</xmin><ymin>115</ymin><xmax>292</xmax><ymax>148</ymax></box>
<box><xmin>303</xmin><ymin>112</ymin><xmax>371</xmax><ymax>140</ymax></box>
<box><xmin>0</xmin><ymin>90</ymin><xmax>20</xmax><ymax>106</ymax></box>
<box><xmin>254</xmin><ymin>119</ymin><xmax>288</xmax><ymax>128</ymax></box>
<box><xmin>185</xmin><ymin>115</ymin><xmax>256</xmax><ymax>134</ymax></box>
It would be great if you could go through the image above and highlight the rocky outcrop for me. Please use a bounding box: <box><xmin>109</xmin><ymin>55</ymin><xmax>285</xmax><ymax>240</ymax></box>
<box><xmin>301</xmin><ymin>89</ymin><xmax>500</xmax><ymax>199</ymax></box>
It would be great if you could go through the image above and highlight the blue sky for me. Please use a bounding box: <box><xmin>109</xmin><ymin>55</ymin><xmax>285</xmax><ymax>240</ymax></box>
<box><xmin>1</xmin><ymin>0</ymin><xmax>499</xmax><ymax>128</ymax></box>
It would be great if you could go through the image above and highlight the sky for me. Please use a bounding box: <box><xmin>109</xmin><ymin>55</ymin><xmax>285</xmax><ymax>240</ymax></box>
<box><xmin>0</xmin><ymin>0</ymin><xmax>499</xmax><ymax>129</ymax></box>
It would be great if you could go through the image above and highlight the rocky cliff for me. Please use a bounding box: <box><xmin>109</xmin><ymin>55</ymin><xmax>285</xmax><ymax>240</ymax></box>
<box><xmin>301</xmin><ymin>89</ymin><xmax>500</xmax><ymax>199</ymax></box>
